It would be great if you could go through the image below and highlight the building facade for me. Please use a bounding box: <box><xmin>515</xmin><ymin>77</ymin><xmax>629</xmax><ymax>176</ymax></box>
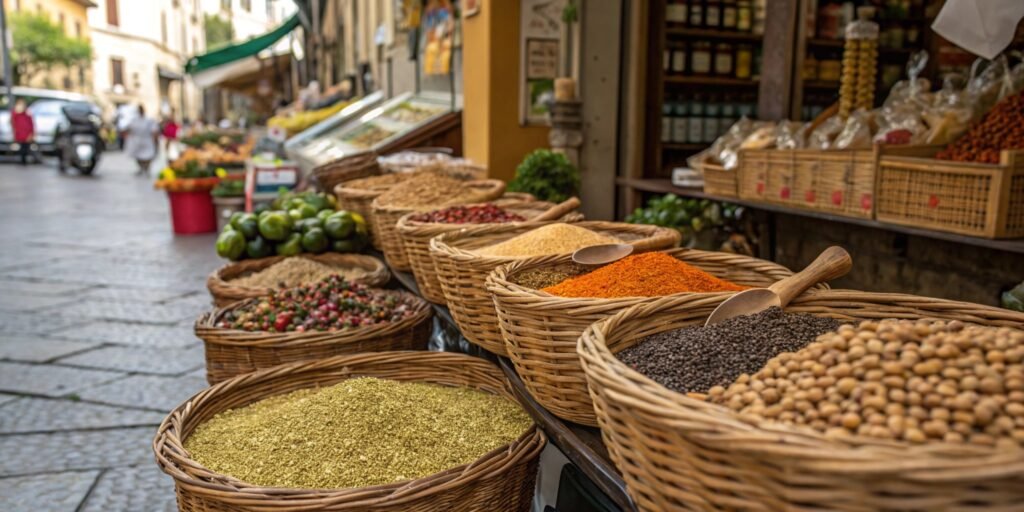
<box><xmin>87</xmin><ymin>0</ymin><xmax>205</xmax><ymax>121</ymax></box>
<box><xmin>202</xmin><ymin>0</ymin><xmax>290</xmax><ymax>40</ymax></box>
<box><xmin>3</xmin><ymin>0</ymin><xmax>94</xmax><ymax>94</ymax></box>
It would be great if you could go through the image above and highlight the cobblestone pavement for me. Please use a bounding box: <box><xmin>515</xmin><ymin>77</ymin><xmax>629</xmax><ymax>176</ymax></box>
<box><xmin>0</xmin><ymin>152</ymin><xmax>220</xmax><ymax>511</ymax></box>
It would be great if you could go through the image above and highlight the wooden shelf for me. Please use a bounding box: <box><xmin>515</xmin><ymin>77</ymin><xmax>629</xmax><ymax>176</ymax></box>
<box><xmin>807</xmin><ymin>38</ymin><xmax>917</xmax><ymax>53</ymax></box>
<box><xmin>802</xmin><ymin>79</ymin><xmax>840</xmax><ymax>89</ymax></box>
<box><xmin>666</xmin><ymin>26</ymin><xmax>762</xmax><ymax>42</ymax></box>
<box><xmin>664</xmin><ymin>75</ymin><xmax>759</xmax><ymax>87</ymax></box>
<box><xmin>616</xmin><ymin>177</ymin><xmax>1024</xmax><ymax>255</ymax></box>
<box><xmin>663</xmin><ymin>142</ymin><xmax>708</xmax><ymax>151</ymax></box>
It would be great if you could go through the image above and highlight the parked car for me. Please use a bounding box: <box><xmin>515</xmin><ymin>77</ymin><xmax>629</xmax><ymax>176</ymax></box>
<box><xmin>0</xmin><ymin>87</ymin><xmax>95</xmax><ymax>156</ymax></box>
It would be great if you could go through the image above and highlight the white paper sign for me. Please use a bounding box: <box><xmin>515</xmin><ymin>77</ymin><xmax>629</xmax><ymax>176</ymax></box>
<box><xmin>932</xmin><ymin>0</ymin><xmax>1024</xmax><ymax>59</ymax></box>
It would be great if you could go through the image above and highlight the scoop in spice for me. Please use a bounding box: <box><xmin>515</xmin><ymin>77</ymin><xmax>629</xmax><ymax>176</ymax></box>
<box><xmin>185</xmin><ymin>377</ymin><xmax>533</xmax><ymax>489</ymax></box>
<box><xmin>618</xmin><ymin>307</ymin><xmax>843</xmax><ymax>394</ymax></box>
<box><xmin>473</xmin><ymin>224</ymin><xmax>621</xmax><ymax>258</ymax></box>
<box><xmin>542</xmin><ymin>252</ymin><xmax>745</xmax><ymax>298</ymax></box>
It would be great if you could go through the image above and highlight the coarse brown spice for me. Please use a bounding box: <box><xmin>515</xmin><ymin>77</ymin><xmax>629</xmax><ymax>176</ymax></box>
<box><xmin>512</xmin><ymin>264</ymin><xmax>588</xmax><ymax>290</ymax></box>
<box><xmin>618</xmin><ymin>307</ymin><xmax>844</xmax><ymax>394</ymax></box>
<box><xmin>473</xmin><ymin>224</ymin><xmax>621</xmax><ymax>258</ymax></box>
<box><xmin>230</xmin><ymin>257</ymin><xmax>370</xmax><ymax>289</ymax></box>
<box><xmin>375</xmin><ymin>173</ymin><xmax>493</xmax><ymax>209</ymax></box>
<box><xmin>344</xmin><ymin>171</ymin><xmax>419</xmax><ymax>191</ymax></box>
<box><xmin>184</xmin><ymin>377</ymin><xmax>533</xmax><ymax>489</ymax></box>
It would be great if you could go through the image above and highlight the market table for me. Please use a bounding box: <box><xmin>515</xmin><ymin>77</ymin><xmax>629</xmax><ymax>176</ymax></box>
<box><xmin>388</xmin><ymin>266</ymin><xmax>638</xmax><ymax>512</ymax></box>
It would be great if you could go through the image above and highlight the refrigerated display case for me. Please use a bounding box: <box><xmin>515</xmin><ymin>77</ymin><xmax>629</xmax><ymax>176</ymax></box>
<box><xmin>284</xmin><ymin>91</ymin><xmax>386</xmax><ymax>172</ymax></box>
<box><xmin>285</xmin><ymin>91</ymin><xmax>461</xmax><ymax>172</ymax></box>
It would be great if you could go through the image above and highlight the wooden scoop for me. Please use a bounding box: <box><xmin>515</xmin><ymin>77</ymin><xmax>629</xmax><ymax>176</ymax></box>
<box><xmin>531</xmin><ymin>197</ymin><xmax>582</xmax><ymax>221</ymax></box>
<box><xmin>572</xmin><ymin>244</ymin><xmax>634</xmax><ymax>266</ymax></box>
<box><xmin>704</xmin><ymin>246</ymin><xmax>852</xmax><ymax>326</ymax></box>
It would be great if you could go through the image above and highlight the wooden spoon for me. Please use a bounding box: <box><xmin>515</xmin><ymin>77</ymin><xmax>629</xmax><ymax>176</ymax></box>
<box><xmin>572</xmin><ymin>244</ymin><xmax>634</xmax><ymax>266</ymax></box>
<box><xmin>531</xmin><ymin>197</ymin><xmax>581</xmax><ymax>221</ymax></box>
<box><xmin>704</xmin><ymin>246</ymin><xmax>852</xmax><ymax>326</ymax></box>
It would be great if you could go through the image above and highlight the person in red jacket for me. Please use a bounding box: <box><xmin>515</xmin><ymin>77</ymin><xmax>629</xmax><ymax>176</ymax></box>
<box><xmin>10</xmin><ymin>98</ymin><xmax>35</xmax><ymax>165</ymax></box>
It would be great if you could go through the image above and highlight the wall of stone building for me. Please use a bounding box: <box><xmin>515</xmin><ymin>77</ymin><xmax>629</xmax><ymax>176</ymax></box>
<box><xmin>772</xmin><ymin>214</ymin><xmax>1022</xmax><ymax>307</ymax></box>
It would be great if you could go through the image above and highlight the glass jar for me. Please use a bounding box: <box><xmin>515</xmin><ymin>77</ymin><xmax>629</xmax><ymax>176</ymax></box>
<box><xmin>688</xmin><ymin>0</ymin><xmax>704</xmax><ymax>27</ymax></box>
<box><xmin>672</xmin><ymin>43</ymin><xmax>688</xmax><ymax>74</ymax></box>
<box><xmin>688</xmin><ymin>96</ymin><xmax>705</xmax><ymax>142</ymax></box>
<box><xmin>704</xmin><ymin>0</ymin><xmax>722</xmax><ymax>28</ymax></box>
<box><xmin>690</xmin><ymin>41</ymin><xmax>712</xmax><ymax>75</ymax></box>
<box><xmin>721</xmin><ymin>0</ymin><xmax>737</xmax><ymax>30</ymax></box>
<box><xmin>662</xmin><ymin>99</ymin><xmax>674</xmax><ymax>143</ymax></box>
<box><xmin>714</xmin><ymin>43</ymin><xmax>734</xmax><ymax>76</ymax></box>
<box><xmin>672</xmin><ymin>98</ymin><xmax>689</xmax><ymax>143</ymax></box>
<box><xmin>703</xmin><ymin>96</ymin><xmax>720</xmax><ymax>142</ymax></box>
<box><xmin>736</xmin><ymin>0</ymin><xmax>752</xmax><ymax>31</ymax></box>
<box><xmin>735</xmin><ymin>44</ymin><xmax>753</xmax><ymax>79</ymax></box>
<box><xmin>666</xmin><ymin>0</ymin><xmax>689</xmax><ymax>25</ymax></box>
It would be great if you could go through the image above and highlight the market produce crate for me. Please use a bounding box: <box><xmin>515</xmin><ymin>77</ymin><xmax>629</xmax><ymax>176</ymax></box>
<box><xmin>373</xmin><ymin>179</ymin><xmax>506</xmax><ymax>271</ymax></box>
<box><xmin>206</xmin><ymin>253</ymin><xmax>390</xmax><ymax>308</ymax></box>
<box><xmin>876</xmin><ymin>149</ymin><xmax>1024</xmax><ymax>238</ymax></box>
<box><xmin>399</xmin><ymin>195</ymin><xmax>583</xmax><ymax>304</ymax></box>
<box><xmin>310</xmin><ymin>151</ymin><xmax>379</xmax><ymax>192</ymax></box>
<box><xmin>699</xmin><ymin>159</ymin><xmax>739</xmax><ymax>198</ymax></box>
<box><xmin>194</xmin><ymin>291</ymin><xmax>432</xmax><ymax>384</ymax></box>
<box><xmin>154</xmin><ymin>351</ymin><xmax>545</xmax><ymax>512</ymax></box>
<box><xmin>487</xmin><ymin>248</ymin><xmax>826</xmax><ymax>426</ymax></box>
<box><xmin>430</xmin><ymin>221</ymin><xmax>680</xmax><ymax>356</ymax></box>
<box><xmin>577</xmin><ymin>290</ymin><xmax>1024</xmax><ymax>511</ymax></box>
<box><xmin>739</xmin><ymin>145</ymin><xmax>941</xmax><ymax>219</ymax></box>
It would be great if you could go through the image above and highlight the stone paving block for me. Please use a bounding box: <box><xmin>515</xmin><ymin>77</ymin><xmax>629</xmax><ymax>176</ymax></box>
<box><xmin>0</xmin><ymin>397</ymin><xmax>165</xmax><ymax>433</ymax></box>
<box><xmin>0</xmin><ymin>293</ymin><xmax>76</xmax><ymax>312</ymax></box>
<box><xmin>45</xmin><ymin>299</ymin><xmax>200</xmax><ymax>325</ymax></box>
<box><xmin>0</xmin><ymin>469</ymin><xmax>99</xmax><ymax>511</ymax></box>
<box><xmin>58</xmin><ymin>345</ymin><xmax>204</xmax><ymax>375</ymax></box>
<box><xmin>80</xmin><ymin>465</ymin><xmax>178</xmax><ymax>512</ymax></box>
<box><xmin>51</xmin><ymin>321</ymin><xmax>198</xmax><ymax>348</ymax></box>
<box><xmin>0</xmin><ymin>427</ymin><xmax>154</xmax><ymax>476</ymax></box>
<box><xmin>0</xmin><ymin>362</ymin><xmax>124</xmax><ymax>397</ymax></box>
<box><xmin>78</xmin><ymin>374</ymin><xmax>208</xmax><ymax>412</ymax></box>
<box><xmin>0</xmin><ymin>311</ymin><xmax>86</xmax><ymax>335</ymax></box>
<box><xmin>77</xmin><ymin>286</ymin><xmax>191</xmax><ymax>303</ymax></box>
<box><xmin>0</xmin><ymin>278</ymin><xmax>95</xmax><ymax>296</ymax></box>
<box><xmin>0</xmin><ymin>335</ymin><xmax>98</xmax><ymax>362</ymax></box>
<box><xmin>0</xmin><ymin>393</ymin><xmax>18</xmax><ymax>407</ymax></box>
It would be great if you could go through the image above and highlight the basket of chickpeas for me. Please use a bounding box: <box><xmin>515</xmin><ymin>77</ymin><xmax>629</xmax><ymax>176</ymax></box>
<box><xmin>577</xmin><ymin>289</ymin><xmax>1024</xmax><ymax>512</ymax></box>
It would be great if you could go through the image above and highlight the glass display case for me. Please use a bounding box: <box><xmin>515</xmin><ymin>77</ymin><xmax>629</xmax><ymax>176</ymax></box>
<box><xmin>284</xmin><ymin>91</ymin><xmax>385</xmax><ymax>172</ymax></box>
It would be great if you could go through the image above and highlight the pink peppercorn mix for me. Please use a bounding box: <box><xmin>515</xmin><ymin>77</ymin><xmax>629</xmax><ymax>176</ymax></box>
<box><xmin>409</xmin><ymin>203</ymin><xmax>526</xmax><ymax>224</ymax></box>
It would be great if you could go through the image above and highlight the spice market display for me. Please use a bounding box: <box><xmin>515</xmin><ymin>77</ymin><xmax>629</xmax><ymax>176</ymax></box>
<box><xmin>471</xmin><ymin>223</ymin><xmax>622</xmax><ymax>258</ymax></box>
<box><xmin>541</xmin><ymin>252</ymin><xmax>746</xmax><ymax>298</ymax></box>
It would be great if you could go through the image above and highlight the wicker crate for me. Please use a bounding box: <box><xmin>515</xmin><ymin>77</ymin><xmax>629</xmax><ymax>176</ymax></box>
<box><xmin>700</xmin><ymin>160</ymin><xmax>739</xmax><ymax>198</ymax></box>
<box><xmin>739</xmin><ymin>145</ymin><xmax>941</xmax><ymax>219</ymax></box>
<box><xmin>577</xmin><ymin>289</ymin><xmax>1024</xmax><ymax>511</ymax></box>
<box><xmin>195</xmin><ymin>292</ymin><xmax>432</xmax><ymax>383</ymax></box>
<box><xmin>877</xmin><ymin>149</ymin><xmax>1024</xmax><ymax>238</ymax></box>
<box><xmin>154</xmin><ymin>352</ymin><xmax>545</xmax><ymax>512</ymax></box>
<box><xmin>311</xmin><ymin>151</ymin><xmax>379</xmax><ymax>192</ymax></box>
<box><xmin>429</xmin><ymin>222</ymin><xmax>681</xmax><ymax>356</ymax></box>
<box><xmin>487</xmin><ymin>248</ymin><xmax>823</xmax><ymax>426</ymax></box>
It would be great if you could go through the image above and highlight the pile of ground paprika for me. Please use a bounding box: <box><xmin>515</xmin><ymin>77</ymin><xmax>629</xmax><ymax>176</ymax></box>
<box><xmin>540</xmin><ymin>252</ymin><xmax>745</xmax><ymax>298</ymax></box>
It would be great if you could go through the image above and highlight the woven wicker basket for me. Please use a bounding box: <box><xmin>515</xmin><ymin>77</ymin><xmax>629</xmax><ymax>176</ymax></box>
<box><xmin>699</xmin><ymin>159</ymin><xmax>739</xmax><ymax>198</ymax></box>
<box><xmin>194</xmin><ymin>292</ymin><xmax>432</xmax><ymax>384</ymax></box>
<box><xmin>430</xmin><ymin>221</ymin><xmax>681</xmax><ymax>356</ymax></box>
<box><xmin>399</xmin><ymin>196</ymin><xmax>584</xmax><ymax>304</ymax></box>
<box><xmin>487</xmin><ymin>248</ymin><xmax>827</xmax><ymax>426</ymax></box>
<box><xmin>577</xmin><ymin>289</ymin><xmax>1024</xmax><ymax>511</ymax></box>
<box><xmin>154</xmin><ymin>351</ymin><xmax>546</xmax><ymax>512</ymax></box>
<box><xmin>311</xmin><ymin>151</ymin><xmax>379</xmax><ymax>192</ymax></box>
<box><xmin>206</xmin><ymin>253</ymin><xmax>390</xmax><ymax>308</ymax></box>
<box><xmin>373</xmin><ymin>179</ymin><xmax>507</xmax><ymax>271</ymax></box>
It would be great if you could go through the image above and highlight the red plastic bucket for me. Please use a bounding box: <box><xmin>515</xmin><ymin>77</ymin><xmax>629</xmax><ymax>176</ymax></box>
<box><xmin>167</xmin><ymin>190</ymin><xmax>217</xmax><ymax>235</ymax></box>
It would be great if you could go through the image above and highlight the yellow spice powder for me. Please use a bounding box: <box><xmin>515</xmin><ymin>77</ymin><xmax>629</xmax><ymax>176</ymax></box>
<box><xmin>473</xmin><ymin>223</ymin><xmax>621</xmax><ymax>258</ymax></box>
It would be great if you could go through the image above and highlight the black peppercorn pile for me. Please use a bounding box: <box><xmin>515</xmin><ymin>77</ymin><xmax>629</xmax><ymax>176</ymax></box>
<box><xmin>618</xmin><ymin>307</ymin><xmax>844</xmax><ymax>394</ymax></box>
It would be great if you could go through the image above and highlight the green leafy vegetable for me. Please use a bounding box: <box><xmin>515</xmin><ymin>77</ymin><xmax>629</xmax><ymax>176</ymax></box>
<box><xmin>508</xmin><ymin>149</ymin><xmax>580</xmax><ymax>203</ymax></box>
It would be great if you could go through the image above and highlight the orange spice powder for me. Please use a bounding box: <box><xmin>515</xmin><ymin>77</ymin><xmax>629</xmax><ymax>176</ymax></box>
<box><xmin>541</xmin><ymin>252</ymin><xmax>746</xmax><ymax>298</ymax></box>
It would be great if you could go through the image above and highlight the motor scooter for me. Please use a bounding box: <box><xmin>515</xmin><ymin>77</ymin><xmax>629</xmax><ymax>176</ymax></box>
<box><xmin>55</xmin><ymin>103</ymin><xmax>104</xmax><ymax>175</ymax></box>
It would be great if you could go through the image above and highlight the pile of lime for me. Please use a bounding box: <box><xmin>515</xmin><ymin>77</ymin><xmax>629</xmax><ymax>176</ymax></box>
<box><xmin>216</xmin><ymin>191</ymin><xmax>370</xmax><ymax>261</ymax></box>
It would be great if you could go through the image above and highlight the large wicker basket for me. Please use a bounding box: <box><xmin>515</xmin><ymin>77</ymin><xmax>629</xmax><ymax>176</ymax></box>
<box><xmin>194</xmin><ymin>292</ymin><xmax>432</xmax><ymax>384</ymax></box>
<box><xmin>372</xmin><ymin>179</ymin><xmax>507</xmax><ymax>271</ymax></box>
<box><xmin>311</xmin><ymin>151</ymin><xmax>379</xmax><ymax>192</ymax></box>
<box><xmin>399</xmin><ymin>196</ymin><xmax>584</xmax><ymax>304</ymax></box>
<box><xmin>205</xmin><ymin>253</ymin><xmax>390</xmax><ymax>308</ymax></box>
<box><xmin>430</xmin><ymin>221</ymin><xmax>681</xmax><ymax>356</ymax></box>
<box><xmin>487</xmin><ymin>248</ymin><xmax>827</xmax><ymax>426</ymax></box>
<box><xmin>154</xmin><ymin>351</ymin><xmax>546</xmax><ymax>512</ymax></box>
<box><xmin>577</xmin><ymin>290</ymin><xmax>1024</xmax><ymax>511</ymax></box>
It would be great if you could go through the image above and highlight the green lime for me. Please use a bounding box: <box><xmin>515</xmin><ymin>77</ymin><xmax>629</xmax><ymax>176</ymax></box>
<box><xmin>258</xmin><ymin>211</ymin><xmax>292</xmax><ymax>241</ymax></box>
<box><xmin>324</xmin><ymin>212</ymin><xmax>355</xmax><ymax>240</ymax></box>
<box><xmin>246</xmin><ymin>237</ymin><xmax>274</xmax><ymax>259</ymax></box>
<box><xmin>275</xmin><ymin>233</ymin><xmax>303</xmax><ymax>256</ymax></box>
<box><xmin>316</xmin><ymin>209</ymin><xmax>334</xmax><ymax>222</ymax></box>
<box><xmin>216</xmin><ymin>229</ymin><xmax>246</xmax><ymax>261</ymax></box>
<box><xmin>331</xmin><ymin>239</ymin><xmax>357</xmax><ymax>253</ymax></box>
<box><xmin>298</xmin><ymin>203</ymin><xmax>318</xmax><ymax>219</ymax></box>
<box><xmin>301</xmin><ymin>228</ymin><xmax>329</xmax><ymax>253</ymax></box>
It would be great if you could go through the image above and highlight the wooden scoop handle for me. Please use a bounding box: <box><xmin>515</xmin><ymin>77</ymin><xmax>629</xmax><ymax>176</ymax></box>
<box><xmin>768</xmin><ymin>246</ymin><xmax>852</xmax><ymax>308</ymax></box>
<box><xmin>531</xmin><ymin>197</ymin><xmax>581</xmax><ymax>221</ymax></box>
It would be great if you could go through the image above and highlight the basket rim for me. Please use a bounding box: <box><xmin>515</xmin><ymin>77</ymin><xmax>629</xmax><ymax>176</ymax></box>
<box><xmin>153</xmin><ymin>351</ymin><xmax>546</xmax><ymax>506</ymax></box>
<box><xmin>370</xmin><ymin>179</ymin><xmax>508</xmax><ymax>213</ymax></box>
<box><xmin>311</xmin><ymin>150</ymin><xmax>378</xmax><ymax>175</ymax></box>
<box><xmin>206</xmin><ymin>253</ymin><xmax>389</xmax><ymax>300</ymax></box>
<box><xmin>195</xmin><ymin>289</ymin><xmax>432</xmax><ymax>347</ymax></box>
<box><xmin>395</xmin><ymin>198</ymin><xmax>578</xmax><ymax>237</ymax></box>
<box><xmin>429</xmin><ymin>220</ymin><xmax>682</xmax><ymax>266</ymax></box>
<box><xmin>486</xmin><ymin>247</ymin><xmax>829</xmax><ymax>303</ymax></box>
<box><xmin>577</xmin><ymin>288</ymin><xmax>1024</xmax><ymax>472</ymax></box>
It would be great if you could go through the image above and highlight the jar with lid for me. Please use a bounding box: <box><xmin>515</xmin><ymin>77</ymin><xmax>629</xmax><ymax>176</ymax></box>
<box><xmin>666</xmin><ymin>0</ymin><xmax>688</xmax><ymax>26</ymax></box>
<box><xmin>714</xmin><ymin>42</ymin><xmax>734</xmax><ymax>76</ymax></box>
<box><xmin>704</xmin><ymin>0</ymin><xmax>722</xmax><ymax>28</ymax></box>
<box><xmin>703</xmin><ymin>96</ymin><xmax>721</xmax><ymax>142</ymax></box>
<box><xmin>690</xmin><ymin>41</ymin><xmax>713</xmax><ymax>75</ymax></box>
<box><xmin>720</xmin><ymin>96</ymin><xmax>737</xmax><ymax>131</ymax></box>
<box><xmin>662</xmin><ymin>98</ymin><xmax>674</xmax><ymax>143</ymax></box>
<box><xmin>688</xmin><ymin>0</ymin><xmax>704</xmax><ymax>27</ymax></box>
<box><xmin>735</xmin><ymin>44</ymin><xmax>753</xmax><ymax>79</ymax></box>
<box><xmin>672</xmin><ymin>97</ymin><xmax>689</xmax><ymax>143</ymax></box>
<box><xmin>671</xmin><ymin>43</ymin><xmax>688</xmax><ymax>75</ymax></box>
<box><xmin>736</xmin><ymin>0</ymin><xmax>752</xmax><ymax>31</ymax></box>
<box><xmin>721</xmin><ymin>0</ymin><xmax>738</xmax><ymax>30</ymax></box>
<box><xmin>688</xmin><ymin>95</ymin><xmax>705</xmax><ymax>143</ymax></box>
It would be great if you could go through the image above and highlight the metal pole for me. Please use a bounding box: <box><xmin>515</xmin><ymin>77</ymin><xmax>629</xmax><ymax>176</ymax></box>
<box><xmin>0</xmin><ymin>0</ymin><xmax>14</xmax><ymax>108</ymax></box>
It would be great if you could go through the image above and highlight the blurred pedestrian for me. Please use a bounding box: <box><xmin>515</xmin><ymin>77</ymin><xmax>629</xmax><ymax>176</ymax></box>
<box><xmin>123</xmin><ymin>104</ymin><xmax>159</xmax><ymax>176</ymax></box>
<box><xmin>10</xmin><ymin>98</ymin><xmax>35</xmax><ymax>165</ymax></box>
<box><xmin>161</xmin><ymin>109</ymin><xmax>180</xmax><ymax>157</ymax></box>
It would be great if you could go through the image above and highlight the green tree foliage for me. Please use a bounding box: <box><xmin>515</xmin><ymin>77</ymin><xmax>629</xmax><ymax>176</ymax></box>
<box><xmin>204</xmin><ymin>14</ymin><xmax>235</xmax><ymax>51</ymax></box>
<box><xmin>9</xmin><ymin>12</ymin><xmax>91</xmax><ymax>86</ymax></box>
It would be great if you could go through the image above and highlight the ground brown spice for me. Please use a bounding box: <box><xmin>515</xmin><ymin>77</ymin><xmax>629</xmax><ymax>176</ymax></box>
<box><xmin>230</xmin><ymin>257</ymin><xmax>369</xmax><ymax>289</ymax></box>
